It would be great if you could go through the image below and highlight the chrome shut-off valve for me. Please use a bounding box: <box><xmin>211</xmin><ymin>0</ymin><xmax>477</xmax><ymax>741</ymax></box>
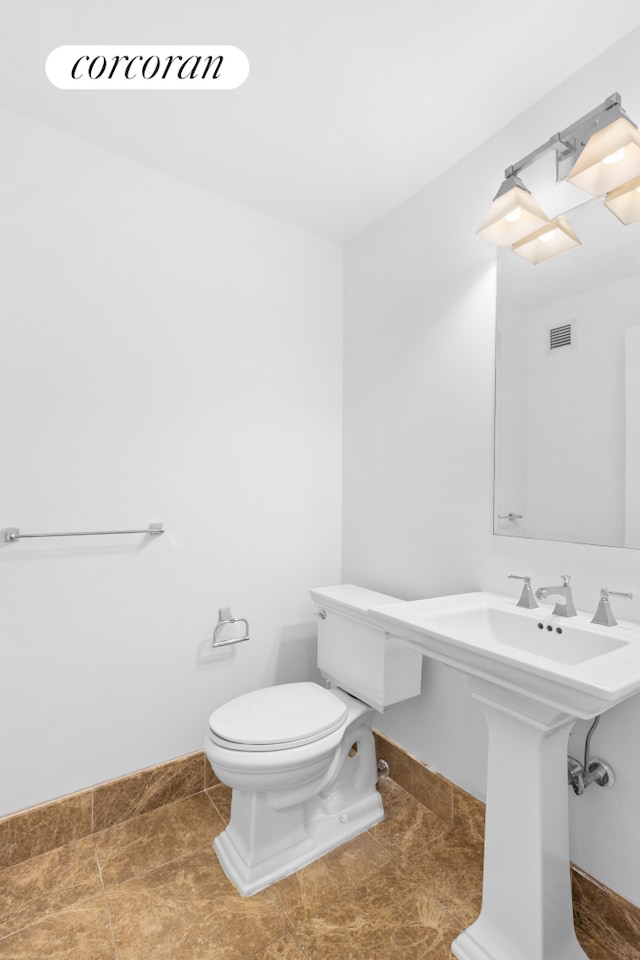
<box><xmin>568</xmin><ymin>715</ymin><xmax>614</xmax><ymax>796</ymax></box>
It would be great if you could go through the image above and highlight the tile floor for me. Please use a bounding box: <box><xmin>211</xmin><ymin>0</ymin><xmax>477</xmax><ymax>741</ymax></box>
<box><xmin>0</xmin><ymin>777</ymin><xmax>617</xmax><ymax>959</ymax></box>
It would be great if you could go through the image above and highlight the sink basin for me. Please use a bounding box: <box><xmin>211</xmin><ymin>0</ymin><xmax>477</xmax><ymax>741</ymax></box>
<box><xmin>421</xmin><ymin>603</ymin><xmax>626</xmax><ymax>664</ymax></box>
<box><xmin>370</xmin><ymin>592</ymin><xmax>640</xmax><ymax>718</ymax></box>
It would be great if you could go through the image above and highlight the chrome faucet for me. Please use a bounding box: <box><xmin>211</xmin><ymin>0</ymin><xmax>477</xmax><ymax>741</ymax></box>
<box><xmin>535</xmin><ymin>575</ymin><xmax>577</xmax><ymax>617</ymax></box>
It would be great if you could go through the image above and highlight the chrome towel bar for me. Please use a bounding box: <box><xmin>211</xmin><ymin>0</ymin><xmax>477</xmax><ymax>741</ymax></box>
<box><xmin>212</xmin><ymin>607</ymin><xmax>250</xmax><ymax>648</ymax></box>
<box><xmin>2</xmin><ymin>522</ymin><xmax>164</xmax><ymax>543</ymax></box>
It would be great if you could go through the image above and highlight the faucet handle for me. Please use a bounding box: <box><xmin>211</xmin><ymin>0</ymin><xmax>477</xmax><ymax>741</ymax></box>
<box><xmin>507</xmin><ymin>574</ymin><xmax>538</xmax><ymax>609</ymax></box>
<box><xmin>591</xmin><ymin>588</ymin><xmax>633</xmax><ymax>627</ymax></box>
<box><xmin>561</xmin><ymin>575</ymin><xmax>571</xmax><ymax>586</ymax></box>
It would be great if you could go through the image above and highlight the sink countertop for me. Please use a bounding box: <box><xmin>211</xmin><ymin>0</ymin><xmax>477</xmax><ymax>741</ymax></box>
<box><xmin>369</xmin><ymin>592</ymin><xmax>640</xmax><ymax>719</ymax></box>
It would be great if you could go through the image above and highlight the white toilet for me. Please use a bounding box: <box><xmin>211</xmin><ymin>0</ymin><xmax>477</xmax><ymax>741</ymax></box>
<box><xmin>204</xmin><ymin>585</ymin><xmax>422</xmax><ymax>896</ymax></box>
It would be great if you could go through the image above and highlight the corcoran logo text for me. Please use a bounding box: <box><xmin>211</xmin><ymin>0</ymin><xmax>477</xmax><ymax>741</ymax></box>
<box><xmin>46</xmin><ymin>46</ymin><xmax>249</xmax><ymax>90</ymax></box>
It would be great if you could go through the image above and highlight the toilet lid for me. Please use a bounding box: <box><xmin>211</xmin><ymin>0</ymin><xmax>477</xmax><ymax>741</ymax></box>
<box><xmin>208</xmin><ymin>682</ymin><xmax>348</xmax><ymax>751</ymax></box>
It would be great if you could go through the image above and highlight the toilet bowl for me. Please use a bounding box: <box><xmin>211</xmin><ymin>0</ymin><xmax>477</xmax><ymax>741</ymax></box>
<box><xmin>204</xmin><ymin>585</ymin><xmax>423</xmax><ymax>896</ymax></box>
<box><xmin>206</xmin><ymin>682</ymin><xmax>381</xmax><ymax>896</ymax></box>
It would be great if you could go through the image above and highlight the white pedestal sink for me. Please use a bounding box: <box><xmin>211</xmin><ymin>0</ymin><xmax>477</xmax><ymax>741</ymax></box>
<box><xmin>370</xmin><ymin>592</ymin><xmax>640</xmax><ymax>960</ymax></box>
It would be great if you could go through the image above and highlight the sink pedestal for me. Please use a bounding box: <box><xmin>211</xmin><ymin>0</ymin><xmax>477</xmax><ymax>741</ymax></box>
<box><xmin>452</xmin><ymin>676</ymin><xmax>589</xmax><ymax>960</ymax></box>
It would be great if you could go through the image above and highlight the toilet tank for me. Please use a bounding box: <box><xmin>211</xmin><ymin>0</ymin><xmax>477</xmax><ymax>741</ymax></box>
<box><xmin>309</xmin><ymin>585</ymin><xmax>422</xmax><ymax>713</ymax></box>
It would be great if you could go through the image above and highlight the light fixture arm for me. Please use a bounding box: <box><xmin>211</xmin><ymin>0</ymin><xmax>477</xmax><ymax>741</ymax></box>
<box><xmin>504</xmin><ymin>93</ymin><xmax>625</xmax><ymax>183</ymax></box>
<box><xmin>505</xmin><ymin>132</ymin><xmax>566</xmax><ymax>180</ymax></box>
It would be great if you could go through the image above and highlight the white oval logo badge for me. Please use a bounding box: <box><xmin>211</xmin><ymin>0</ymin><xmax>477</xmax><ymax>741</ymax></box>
<box><xmin>46</xmin><ymin>45</ymin><xmax>249</xmax><ymax>90</ymax></box>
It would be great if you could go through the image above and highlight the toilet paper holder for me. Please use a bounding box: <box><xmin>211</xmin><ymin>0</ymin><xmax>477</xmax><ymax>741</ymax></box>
<box><xmin>212</xmin><ymin>608</ymin><xmax>250</xmax><ymax>648</ymax></box>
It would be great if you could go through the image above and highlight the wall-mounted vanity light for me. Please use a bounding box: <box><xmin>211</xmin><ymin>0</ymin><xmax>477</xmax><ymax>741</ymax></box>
<box><xmin>479</xmin><ymin>93</ymin><xmax>640</xmax><ymax>262</ymax></box>
<box><xmin>511</xmin><ymin>216</ymin><xmax>581</xmax><ymax>265</ymax></box>
<box><xmin>604</xmin><ymin>174</ymin><xmax>640</xmax><ymax>225</ymax></box>
<box><xmin>566</xmin><ymin>109</ymin><xmax>640</xmax><ymax>195</ymax></box>
<box><xmin>476</xmin><ymin>173</ymin><xmax>550</xmax><ymax>245</ymax></box>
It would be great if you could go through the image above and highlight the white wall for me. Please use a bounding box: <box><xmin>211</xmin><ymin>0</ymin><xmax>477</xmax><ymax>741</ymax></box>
<box><xmin>343</xmin><ymin>28</ymin><xmax>640</xmax><ymax>906</ymax></box>
<box><xmin>0</xmin><ymin>107</ymin><xmax>342</xmax><ymax>816</ymax></box>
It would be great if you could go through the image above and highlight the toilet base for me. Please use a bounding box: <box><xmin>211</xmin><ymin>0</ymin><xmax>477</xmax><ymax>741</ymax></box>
<box><xmin>213</xmin><ymin>789</ymin><xmax>383</xmax><ymax>897</ymax></box>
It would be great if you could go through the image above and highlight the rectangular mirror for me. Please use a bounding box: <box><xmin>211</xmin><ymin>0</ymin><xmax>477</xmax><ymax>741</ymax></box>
<box><xmin>494</xmin><ymin>197</ymin><xmax>640</xmax><ymax>548</ymax></box>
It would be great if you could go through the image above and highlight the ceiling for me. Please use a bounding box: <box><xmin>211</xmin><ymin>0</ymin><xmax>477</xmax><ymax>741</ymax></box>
<box><xmin>3</xmin><ymin>1</ymin><xmax>640</xmax><ymax>241</ymax></box>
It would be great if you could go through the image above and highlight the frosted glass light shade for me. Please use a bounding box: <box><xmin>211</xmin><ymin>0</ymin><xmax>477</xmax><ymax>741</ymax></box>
<box><xmin>567</xmin><ymin>117</ymin><xmax>640</xmax><ymax>196</ymax></box>
<box><xmin>511</xmin><ymin>217</ymin><xmax>581</xmax><ymax>265</ymax></box>
<box><xmin>476</xmin><ymin>185</ymin><xmax>550</xmax><ymax>245</ymax></box>
<box><xmin>604</xmin><ymin>175</ymin><xmax>640</xmax><ymax>224</ymax></box>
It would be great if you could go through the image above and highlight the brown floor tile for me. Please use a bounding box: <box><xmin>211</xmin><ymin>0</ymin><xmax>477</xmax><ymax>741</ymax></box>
<box><xmin>207</xmin><ymin>783</ymin><xmax>233</xmax><ymax>823</ymax></box>
<box><xmin>1</xmin><ymin>766</ymin><xmax>635</xmax><ymax>960</ymax></box>
<box><xmin>0</xmin><ymin>836</ymin><xmax>102</xmax><ymax>939</ymax></box>
<box><xmin>0</xmin><ymin>791</ymin><xmax>93</xmax><ymax>870</ymax></box>
<box><xmin>413</xmin><ymin>830</ymin><xmax>484</xmax><ymax>929</ymax></box>
<box><xmin>106</xmin><ymin>844</ymin><xmax>288</xmax><ymax>960</ymax></box>
<box><xmin>573</xmin><ymin>869</ymin><xmax>640</xmax><ymax>960</ymax></box>
<box><xmin>576</xmin><ymin>927</ymin><xmax>620</xmax><ymax>960</ymax></box>
<box><xmin>272</xmin><ymin>830</ymin><xmax>392</xmax><ymax>926</ymax></box>
<box><xmin>95</xmin><ymin>792</ymin><xmax>224</xmax><ymax>886</ymax></box>
<box><xmin>294</xmin><ymin>857</ymin><xmax>462</xmax><ymax>959</ymax></box>
<box><xmin>369</xmin><ymin>777</ymin><xmax>450</xmax><ymax>859</ymax></box>
<box><xmin>92</xmin><ymin>752</ymin><xmax>204</xmax><ymax>832</ymax></box>
<box><xmin>0</xmin><ymin>893</ymin><xmax>116</xmax><ymax>960</ymax></box>
<box><xmin>248</xmin><ymin>933</ymin><xmax>307</xmax><ymax>959</ymax></box>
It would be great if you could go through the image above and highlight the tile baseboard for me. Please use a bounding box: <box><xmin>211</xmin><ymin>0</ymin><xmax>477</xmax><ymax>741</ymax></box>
<box><xmin>0</xmin><ymin>751</ymin><xmax>214</xmax><ymax>870</ymax></box>
<box><xmin>373</xmin><ymin>729</ymin><xmax>485</xmax><ymax>838</ymax></box>
<box><xmin>373</xmin><ymin>728</ymin><xmax>640</xmax><ymax>958</ymax></box>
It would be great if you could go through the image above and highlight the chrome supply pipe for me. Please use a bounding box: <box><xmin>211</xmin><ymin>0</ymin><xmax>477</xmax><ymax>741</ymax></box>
<box><xmin>568</xmin><ymin>715</ymin><xmax>614</xmax><ymax>795</ymax></box>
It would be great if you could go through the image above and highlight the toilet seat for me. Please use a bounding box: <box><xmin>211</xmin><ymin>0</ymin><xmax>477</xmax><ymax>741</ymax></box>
<box><xmin>208</xmin><ymin>682</ymin><xmax>348</xmax><ymax>752</ymax></box>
